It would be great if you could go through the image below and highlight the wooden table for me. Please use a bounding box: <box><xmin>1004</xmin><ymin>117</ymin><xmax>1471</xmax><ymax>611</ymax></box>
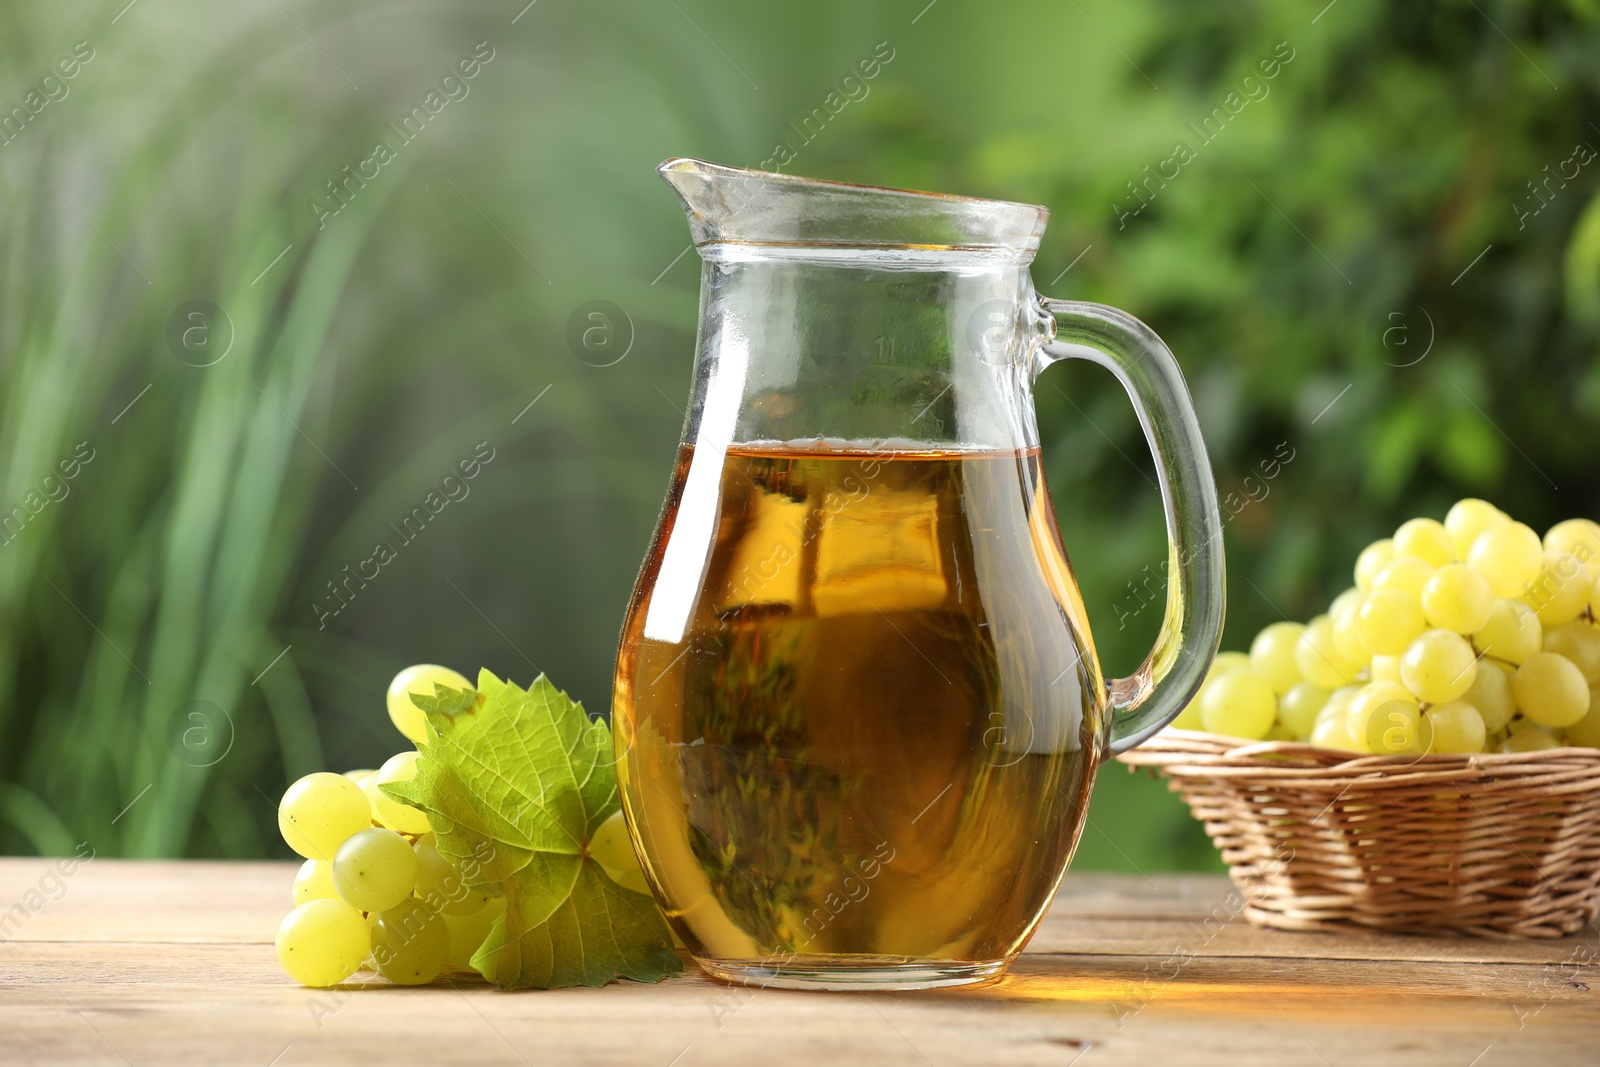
<box><xmin>0</xmin><ymin>859</ymin><xmax>1594</xmax><ymax>1065</ymax></box>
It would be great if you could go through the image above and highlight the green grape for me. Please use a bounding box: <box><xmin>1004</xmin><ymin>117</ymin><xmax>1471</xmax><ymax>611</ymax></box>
<box><xmin>587</xmin><ymin>809</ymin><xmax>639</xmax><ymax>870</ymax></box>
<box><xmin>1468</xmin><ymin>521</ymin><xmax>1544</xmax><ymax>598</ymax></box>
<box><xmin>1462</xmin><ymin>660</ymin><xmax>1516</xmax><ymax>732</ymax></box>
<box><xmin>1394</xmin><ymin>518</ymin><xmax>1456</xmax><ymax>567</ymax></box>
<box><xmin>1399</xmin><ymin>629</ymin><xmax>1478</xmax><ymax>705</ymax></box>
<box><xmin>444</xmin><ymin>898</ymin><xmax>506</xmax><ymax>971</ymax></box>
<box><xmin>374</xmin><ymin>751</ymin><xmax>432</xmax><ymax>834</ymax></box>
<box><xmin>1525</xmin><ymin>552</ymin><xmax>1592</xmax><ymax>627</ymax></box>
<box><xmin>276</xmin><ymin>899</ymin><xmax>370</xmax><ymax>988</ymax></box>
<box><xmin>1206</xmin><ymin>651</ymin><xmax>1252</xmax><ymax>682</ymax></box>
<box><xmin>1279</xmin><ymin>682</ymin><xmax>1330</xmax><ymax>738</ymax></box>
<box><xmin>1329</xmin><ymin>587</ymin><xmax>1364</xmax><ymax>619</ymax></box>
<box><xmin>1544</xmin><ymin>518</ymin><xmax>1600</xmax><ymax>562</ymax></box>
<box><xmin>348</xmin><ymin>771</ymin><xmax>377</xmax><ymax>818</ymax></box>
<box><xmin>1199</xmin><ymin>669</ymin><xmax>1278</xmax><ymax>740</ymax></box>
<box><xmin>1499</xmin><ymin>726</ymin><xmax>1561</xmax><ymax>753</ymax></box>
<box><xmin>359</xmin><ymin>775</ymin><xmax>385</xmax><ymax>823</ymax></box>
<box><xmin>1368</xmin><ymin>655</ymin><xmax>1402</xmax><ymax>684</ymax></box>
<box><xmin>456</xmin><ymin>889</ymin><xmax>495</xmax><ymax>915</ymax></box>
<box><xmin>1473</xmin><ymin>599</ymin><xmax>1542</xmax><ymax>665</ymax></box>
<box><xmin>1317</xmin><ymin>685</ymin><xmax>1362</xmax><ymax>726</ymax></box>
<box><xmin>1180</xmin><ymin>658</ymin><xmax>1243</xmax><ymax>731</ymax></box>
<box><xmin>278</xmin><ymin>772</ymin><xmax>374</xmax><ymax>861</ymax></box>
<box><xmin>1249</xmin><ymin>622</ymin><xmax>1305</xmax><ymax>695</ymax></box>
<box><xmin>413</xmin><ymin>834</ymin><xmax>492</xmax><ymax>915</ymax></box>
<box><xmin>1357</xmin><ymin>590</ymin><xmax>1427</xmax><ymax>656</ymax></box>
<box><xmin>1295</xmin><ymin>616</ymin><xmax>1360</xmax><ymax>689</ymax></box>
<box><xmin>1310</xmin><ymin>709</ymin><xmax>1361</xmax><ymax>751</ymax></box>
<box><xmin>1424</xmin><ymin>701</ymin><xmax>1486</xmax><ymax>753</ymax></box>
<box><xmin>372</xmin><ymin>898</ymin><xmax>451</xmax><ymax>985</ymax></box>
<box><xmin>386</xmin><ymin>664</ymin><xmax>474</xmax><ymax>745</ymax></box>
<box><xmin>1445</xmin><ymin>498</ymin><xmax>1509</xmax><ymax>562</ymax></box>
<box><xmin>1344</xmin><ymin>681</ymin><xmax>1415</xmax><ymax>744</ymax></box>
<box><xmin>1354</xmin><ymin>539</ymin><xmax>1396</xmax><ymax>592</ymax></box>
<box><xmin>1331</xmin><ymin>614</ymin><xmax>1371</xmax><ymax>668</ymax></box>
<box><xmin>1329</xmin><ymin>591</ymin><xmax>1371</xmax><ymax>666</ymax></box>
<box><xmin>1365</xmin><ymin>698</ymin><xmax>1426</xmax><ymax>756</ymax></box>
<box><xmin>412</xmin><ymin>832</ymin><xmax>456</xmax><ymax>910</ymax></box>
<box><xmin>1171</xmin><ymin>697</ymin><xmax>1204</xmax><ymax>731</ymax></box>
<box><xmin>588</xmin><ymin>810</ymin><xmax>653</xmax><ymax>895</ymax></box>
<box><xmin>293</xmin><ymin>859</ymin><xmax>338</xmax><ymax>905</ymax></box>
<box><xmin>1543</xmin><ymin>621</ymin><xmax>1600</xmax><ymax>685</ymax></box>
<box><xmin>1421</xmin><ymin>564</ymin><xmax>1494</xmax><ymax>635</ymax></box>
<box><xmin>332</xmin><ymin>828</ymin><xmax>418</xmax><ymax>913</ymax></box>
<box><xmin>1371</xmin><ymin>556</ymin><xmax>1435</xmax><ymax>600</ymax></box>
<box><xmin>343</xmin><ymin>769</ymin><xmax>375</xmax><ymax>782</ymax></box>
<box><xmin>1513</xmin><ymin>652</ymin><xmax>1591</xmax><ymax>727</ymax></box>
<box><xmin>1565</xmin><ymin>693</ymin><xmax>1600</xmax><ymax>747</ymax></box>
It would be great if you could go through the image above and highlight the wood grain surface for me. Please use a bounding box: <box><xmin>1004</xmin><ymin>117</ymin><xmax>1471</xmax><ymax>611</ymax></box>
<box><xmin>0</xmin><ymin>858</ymin><xmax>1594</xmax><ymax>1066</ymax></box>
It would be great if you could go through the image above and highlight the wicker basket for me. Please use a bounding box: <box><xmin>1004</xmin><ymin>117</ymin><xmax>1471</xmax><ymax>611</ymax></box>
<box><xmin>1118</xmin><ymin>730</ymin><xmax>1600</xmax><ymax>939</ymax></box>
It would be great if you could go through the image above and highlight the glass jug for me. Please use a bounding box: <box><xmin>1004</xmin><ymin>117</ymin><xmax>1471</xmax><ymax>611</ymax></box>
<box><xmin>613</xmin><ymin>158</ymin><xmax>1224</xmax><ymax>991</ymax></box>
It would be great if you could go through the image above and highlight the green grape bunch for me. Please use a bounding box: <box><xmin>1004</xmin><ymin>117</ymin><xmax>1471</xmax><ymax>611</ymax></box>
<box><xmin>272</xmin><ymin>663</ymin><xmax>657</xmax><ymax>989</ymax></box>
<box><xmin>1170</xmin><ymin>502</ymin><xmax>1600</xmax><ymax>756</ymax></box>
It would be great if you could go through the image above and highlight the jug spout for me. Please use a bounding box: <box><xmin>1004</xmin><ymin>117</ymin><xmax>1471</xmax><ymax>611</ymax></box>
<box><xmin>658</xmin><ymin>157</ymin><xmax>1048</xmax><ymax>257</ymax></box>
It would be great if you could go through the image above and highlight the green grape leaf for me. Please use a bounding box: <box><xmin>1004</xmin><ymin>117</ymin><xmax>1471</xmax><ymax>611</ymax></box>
<box><xmin>408</xmin><ymin>682</ymin><xmax>482</xmax><ymax>719</ymax></box>
<box><xmin>382</xmin><ymin>668</ymin><xmax>680</xmax><ymax>988</ymax></box>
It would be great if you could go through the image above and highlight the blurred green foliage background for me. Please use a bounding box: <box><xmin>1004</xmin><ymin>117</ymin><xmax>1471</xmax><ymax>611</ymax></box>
<box><xmin>1</xmin><ymin>0</ymin><xmax>1597</xmax><ymax>871</ymax></box>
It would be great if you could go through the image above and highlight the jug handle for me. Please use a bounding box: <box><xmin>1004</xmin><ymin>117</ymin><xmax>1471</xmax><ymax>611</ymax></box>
<box><xmin>1035</xmin><ymin>298</ymin><xmax>1225</xmax><ymax>757</ymax></box>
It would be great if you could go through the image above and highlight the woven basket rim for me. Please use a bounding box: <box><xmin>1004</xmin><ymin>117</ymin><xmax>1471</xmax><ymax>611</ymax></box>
<box><xmin>1118</xmin><ymin>729</ymin><xmax>1600</xmax><ymax>786</ymax></box>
